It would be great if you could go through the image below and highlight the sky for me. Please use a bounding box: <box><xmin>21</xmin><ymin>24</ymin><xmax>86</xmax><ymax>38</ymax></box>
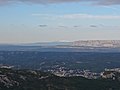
<box><xmin>0</xmin><ymin>0</ymin><xmax>120</xmax><ymax>43</ymax></box>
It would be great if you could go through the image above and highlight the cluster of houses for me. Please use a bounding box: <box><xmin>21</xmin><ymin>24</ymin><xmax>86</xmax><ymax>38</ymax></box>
<box><xmin>0</xmin><ymin>65</ymin><xmax>14</xmax><ymax>69</ymax></box>
<box><xmin>101</xmin><ymin>68</ymin><xmax>120</xmax><ymax>80</ymax></box>
<box><xmin>0</xmin><ymin>64</ymin><xmax>120</xmax><ymax>80</ymax></box>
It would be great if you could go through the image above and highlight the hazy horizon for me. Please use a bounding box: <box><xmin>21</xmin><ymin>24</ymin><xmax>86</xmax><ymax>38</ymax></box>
<box><xmin>1</xmin><ymin>40</ymin><xmax>120</xmax><ymax>45</ymax></box>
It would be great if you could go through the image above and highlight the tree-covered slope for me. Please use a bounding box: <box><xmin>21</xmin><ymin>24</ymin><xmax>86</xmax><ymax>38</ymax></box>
<box><xmin>0</xmin><ymin>68</ymin><xmax>120</xmax><ymax>90</ymax></box>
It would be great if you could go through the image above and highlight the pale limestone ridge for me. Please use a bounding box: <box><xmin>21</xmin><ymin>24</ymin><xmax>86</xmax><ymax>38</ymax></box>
<box><xmin>73</xmin><ymin>40</ymin><xmax>120</xmax><ymax>47</ymax></box>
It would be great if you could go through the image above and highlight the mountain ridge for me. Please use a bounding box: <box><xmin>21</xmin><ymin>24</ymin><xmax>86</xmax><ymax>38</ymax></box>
<box><xmin>0</xmin><ymin>68</ymin><xmax>120</xmax><ymax>90</ymax></box>
<box><xmin>1</xmin><ymin>40</ymin><xmax>120</xmax><ymax>47</ymax></box>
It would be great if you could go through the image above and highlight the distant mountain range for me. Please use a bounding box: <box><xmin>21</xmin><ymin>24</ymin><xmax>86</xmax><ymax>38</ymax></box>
<box><xmin>20</xmin><ymin>40</ymin><xmax>120</xmax><ymax>48</ymax></box>
<box><xmin>1</xmin><ymin>40</ymin><xmax>120</xmax><ymax>48</ymax></box>
<box><xmin>73</xmin><ymin>40</ymin><xmax>120</xmax><ymax>48</ymax></box>
<box><xmin>2</xmin><ymin>40</ymin><xmax>115</xmax><ymax>47</ymax></box>
<box><xmin>21</xmin><ymin>41</ymin><xmax>72</xmax><ymax>46</ymax></box>
<box><xmin>1</xmin><ymin>40</ymin><xmax>120</xmax><ymax>51</ymax></box>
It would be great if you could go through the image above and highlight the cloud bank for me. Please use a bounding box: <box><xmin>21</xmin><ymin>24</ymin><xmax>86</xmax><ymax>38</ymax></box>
<box><xmin>0</xmin><ymin>0</ymin><xmax>120</xmax><ymax>5</ymax></box>
<box><xmin>32</xmin><ymin>13</ymin><xmax>120</xmax><ymax>19</ymax></box>
<box><xmin>61</xmin><ymin>14</ymin><xmax>120</xmax><ymax>19</ymax></box>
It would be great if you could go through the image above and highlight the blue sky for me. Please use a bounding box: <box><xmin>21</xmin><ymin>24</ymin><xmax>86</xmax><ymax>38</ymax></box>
<box><xmin>0</xmin><ymin>0</ymin><xmax>120</xmax><ymax>43</ymax></box>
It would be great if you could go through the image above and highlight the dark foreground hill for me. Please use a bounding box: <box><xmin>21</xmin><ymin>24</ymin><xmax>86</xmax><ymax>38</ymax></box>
<box><xmin>0</xmin><ymin>68</ymin><xmax>120</xmax><ymax>90</ymax></box>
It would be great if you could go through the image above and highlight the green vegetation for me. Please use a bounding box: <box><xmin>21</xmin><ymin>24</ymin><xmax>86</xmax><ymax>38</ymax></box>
<box><xmin>0</xmin><ymin>68</ymin><xmax>120</xmax><ymax>90</ymax></box>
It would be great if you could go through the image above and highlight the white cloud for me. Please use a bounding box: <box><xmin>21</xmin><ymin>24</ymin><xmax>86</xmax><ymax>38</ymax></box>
<box><xmin>32</xmin><ymin>13</ymin><xmax>120</xmax><ymax>19</ymax></box>
<box><xmin>61</xmin><ymin>14</ymin><xmax>120</xmax><ymax>19</ymax></box>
